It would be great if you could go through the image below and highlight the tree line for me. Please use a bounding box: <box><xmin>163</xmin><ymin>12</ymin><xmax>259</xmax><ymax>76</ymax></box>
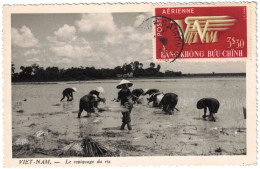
<box><xmin>11</xmin><ymin>61</ymin><xmax>182</xmax><ymax>82</ymax></box>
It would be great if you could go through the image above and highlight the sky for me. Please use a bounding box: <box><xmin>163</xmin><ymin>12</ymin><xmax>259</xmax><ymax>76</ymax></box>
<box><xmin>11</xmin><ymin>13</ymin><xmax>245</xmax><ymax>74</ymax></box>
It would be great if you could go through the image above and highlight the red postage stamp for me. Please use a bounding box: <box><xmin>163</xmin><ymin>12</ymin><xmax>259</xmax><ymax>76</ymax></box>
<box><xmin>155</xmin><ymin>6</ymin><xmax>247</xmax><ymax>61</ymax></box>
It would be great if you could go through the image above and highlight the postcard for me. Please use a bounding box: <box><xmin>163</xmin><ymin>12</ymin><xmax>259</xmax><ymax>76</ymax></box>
<box><xmin>2</xmin><ymin>2</ymin><xmax>257</xmax><ymax>167</ymax></box>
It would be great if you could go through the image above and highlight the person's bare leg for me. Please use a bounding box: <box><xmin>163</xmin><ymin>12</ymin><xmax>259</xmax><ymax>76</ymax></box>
<box><xmin>210</xmin><ymin>113</ymin><xmax>216</xmax><ymax>122</ymax></box>
<box><xmin>78</xmin><ymin>101</ymin><xmax>84</xmax><ymax>118</ymax></box>
<box><xmin>121</xmin><ymin>112</ymin><xmax>126</xmax><ymax>130</ymax></box>
<box><xmin>127</xmin><ymin>123</ymin><xmax>132</xmax><ymax>130</ymax></box>
<box><xmin>168</xmin><ymin>106</ymin><xmax>172</xmax><ymax>115</ymax></box>
<box><xmin>66</xmin><ymin>95</ymin><xmax>70</xmax><ymax>101</ymax></box>
<box><xmin>78</xmin><ymin>108</ymin><xmax>83</xmax><ymax>118</ymax></box>
<box><xmin>70</xmin><ymin>93</ymin><xmax>73</xmax><ymax>101</ymax></box>
<box><xmin>60</xmin><ymin>95</ymin><xmax>65</xmax><ymax>101</ymax></box>
<box><xmin>120</xmin><ymin>123</ymin><xmax>126</xmax><ymax>130</ymax></box>
<box><xmin>86</xmin><ymin>111</ymin><xmax>91</xmax><ymax>117</ymax></box>
<box><xmin>126</xmin><ymin>112</ymin><xmax>132</xmax><ymax>130</ymax></box>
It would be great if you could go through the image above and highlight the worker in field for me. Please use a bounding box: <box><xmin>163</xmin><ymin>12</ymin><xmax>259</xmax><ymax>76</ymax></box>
<box><xmin>78</xmin><ymin>87</ymin><xmax>105</xmax><ymax>118</ymax></box>
<box><xmin>159</xmin><ymin>93</ymin><xmax>179</xmax><ymax>115</ymax></box>
<box><xmin>89</xmin><ymin>87</ymin><xmax>106</xmax><ymax>103</ymax></box>
<box><xmin>197</xmin><ymin>98</ymin><xmax>220</xmax><ymax>122</ymax></box>
<box><xmin>131</xmin><ymin>88</ymin><xmax>144</xmax><ymax>104</ymax></box>
<box><xmin>115</xmin><ymin>79</ymin><xmax>137</xmax><ymax>130</ymax></box>
<box><xmin>60</xmin><ymin>87</ymin><xmax>77</xmax><ymax>101</ymax></box>
<box><xmin>147</xmin><ymin>92</ymin><xmax>179</xmax><ymax>114</ymax></box>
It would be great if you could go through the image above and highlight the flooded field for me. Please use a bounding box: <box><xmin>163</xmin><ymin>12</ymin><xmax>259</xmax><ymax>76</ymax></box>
<box><xmin>12</xmin><ymin>77</ymin><xmax>246</xmax><ymax>157</ymax></box>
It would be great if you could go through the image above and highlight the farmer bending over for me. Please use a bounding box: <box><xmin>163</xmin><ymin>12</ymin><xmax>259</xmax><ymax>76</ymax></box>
<box><xmin>89</xmin><ymin>87</ymin><xmax>106</xmax><ymax>103</ymax></box>
<box><xmin>197</xmin><ymin>98</ymin><xmax>220</xmax><ymax>122</ymax></box>
<box><xmin>78</xmin><ymin>87</ymin><xmax>105</xmax><ymax>118</ymax></box>
<box><xmin>60</xmin><ymin>87</ymin><xmax>77</xmax><ymax>101</ymax></box>
<box><xmin>131</xmin><ymin>88</ymin><xmax>144</xmax><ymax>103</ymax></box>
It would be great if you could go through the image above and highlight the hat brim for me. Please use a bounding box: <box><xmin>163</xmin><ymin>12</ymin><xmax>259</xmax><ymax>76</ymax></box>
<box><xmin>116</xmin><ymin>83</ymin><xmax>133</xmax><ymax>89</ymax></box>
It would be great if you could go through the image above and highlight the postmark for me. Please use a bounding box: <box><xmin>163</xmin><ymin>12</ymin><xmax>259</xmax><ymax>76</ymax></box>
<box><xmin>2</xmin><ymin>2</ymin><xmax>257</xmax><ymax>167</ymax></box>
<box><xmin>142</xmin><ymin>16</ymin><xmax>185</xmax><ymax>62</ymax></box>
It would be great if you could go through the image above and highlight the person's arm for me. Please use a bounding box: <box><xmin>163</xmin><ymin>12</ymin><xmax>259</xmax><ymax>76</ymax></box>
<box><xmin>93</xmin><ymin>101</ymin><xmax>98</xmax><ymax>108</ymax></box>
<box><xmin>90</xmin><ymin>96</ymin><xmax>97</xmax><ymax>110</ymax></box>
<box><xmin>115</xmin><ymin>91</ymin><xmax>121</xmax><ymax>102</ymax></box>
<box><xmin>97</xmin><ymin>93</ymin><xmax>102</xmax><ymax>100</ymax></box>
<box><xmin>93</xmin><ymin>90</ymin><xmax>102</xmax><ymax>100</ymax></box>
<box><xmin>203</xmin><ymin>107</ymin><xmax>207</xmax><ymax>118</ymax></box>
<box><xmin>70</xmin><ymin>91</ymin><xmax>73</xmax><ymax>98</ymax></box>
<box><xmin>130</xmin><ymin>90</ymin><xmax>138</xmax><ymax>99</ymax></box>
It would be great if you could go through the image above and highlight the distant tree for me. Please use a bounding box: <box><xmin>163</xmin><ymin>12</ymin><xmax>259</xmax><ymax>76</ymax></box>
<box><xmin>12</xmin><ymin>60</ymin><xmax>183</xmax><ymax>82</ymax></box>
<box><xmin>150</xmin><ymin>62</ymin><xmax>155</xmax><ymax>68</ymax></box>
<box><xmin>11</xmin><ymin>63</ymin><xmax>17</xmax><ymax>81</ymax></box>
<box><xmin>31</xmin><ymin>64</ymin><xmax>40</xmax><ymax>75</ymax></box>
<box><xmin>130</xmin><ymin>62</ymin><xmax>134</xmax><ymax>69</ymax></box>
<box><xmin>114</xmin><ymin>66</ymin><xmax>123</xmax><ymax>74</ymax></box>
<box><xmin>11</xmin><ymin>63</ymin><xmax>15</xmax><ymax>75</ymax></box>
<box><xmin>125</xmin><ymin>64</ymin><xmax>133</xmax><ymax>74</ymax></box>
<box><xmin>138</xmin><ymin>63</ymin><xmax>143</xmax><ymax>69</ymax></box>
<box><xmin>133</xmin><ymin>61</ymin><xmax>139</xmax><ymax>71</ymax></box>
<box><xmin>157</xmin><ymin>64</ymin><xmax>161</xmax><ymax>72</ymax></box>
<box><xmin>122</xmin><ymin>63</ymin><xmax>127</xmax><ymax>73</ymax></box>
<box><xmin>45</xmin><ymin>67</ymin><xmax>60</xmax><ymax>80</ymax></box>
<box><xmin>19</xmin><ymin>66</ymin><xmax>33</xmax><ymax>80</ymax></box>
<box><xmin>34</xmin><ymin>66</ymin><xmax>45</xmax><ymax>81</ymax></box>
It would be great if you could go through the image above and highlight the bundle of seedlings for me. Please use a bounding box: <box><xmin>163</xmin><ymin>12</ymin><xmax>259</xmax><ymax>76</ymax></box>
<box><xmin>59</xmin><ymin>142</ymin><xmax>84</xmax><ymax>156</ymax></box>
<box><xmin>82</xmin><ymin>136</ymin><xmax>119</xmax><ymax>157</ymax></box>
<box><xmin>13</xmin><ymin>135</ymin><xmax>36</xmax><ymax>152</ymax></box>
<box><xmin>12</xmin><ymin>135</ymin><xmax>47</xmax><ymax>157</ymax></box>
<box><xmin>59</xmin><ymin>136</ymin><xmax>119</xmax><ymax>157</ymax></box>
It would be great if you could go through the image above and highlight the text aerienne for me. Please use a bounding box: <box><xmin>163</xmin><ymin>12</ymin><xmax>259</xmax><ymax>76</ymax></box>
<box><xmin>161</xmin><ymin>8</ymin><xmax>195</xmax><ymax>14</ymax></box>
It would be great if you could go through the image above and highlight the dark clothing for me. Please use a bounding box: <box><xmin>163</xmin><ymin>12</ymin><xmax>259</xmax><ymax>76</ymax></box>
<box><xmin>197</xmin><ymin>98</ymin><xmax>219</xmax><ymax>122</ymax></box>
<box><xmin>144</xmin><ymin>89</ymin><xmax>160</xmax><ymax>95</ymax></box>
<box><xmin>197</xmin><ymin>98</ymin><xmax>220</xmax><ymax>114</ymax></box>
<box><xmin>131</xmin><ymin>89</ymin><xmax>143</xmax><ymax>102</ymax></box>
<box><xmin>160</xmin><ymin>93</ymin><xmax>178</xmax><ymax>114</ymax></box>
<box><xmin>78</xmin><ymin>94</ymin><xmax>97</xmax><ymax>118</ymax></box>
<box><xmin>117</xmin><ymin>89</ymin><xmax>133</xmax><ymax>130</ymax></box>
<box><xmin>89</xmin><ymin>90</ymin><xmax>101</xmax><ymax>99</ymax></box>
<box><xmin>117</xmin><ymin>89</ymin><xmax>132</xmax><ymax>106</ymax></box>
<box><xmin>61</xmin><ymin>88</ymin><xmax>75</xmax><ymax>101</ymax></box>
<box><xmin>147</xmin><ymin>92</ymin><xmax>162</xmax><ymax>106</ymax></box>
<box><xmin>132</xmin><ymin>89</ymin><xmax>143</xmax><ymax>98</ymax></box>
<box><xmin>122</xmin><ymin>111</ymin><xmax>131</xmax><ymax>123</ymax></box>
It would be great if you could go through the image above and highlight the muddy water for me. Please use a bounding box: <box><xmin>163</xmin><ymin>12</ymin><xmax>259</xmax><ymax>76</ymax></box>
<box><xmin>12</xmin><ymin>78</ymin><xmax>246</xmax><ymax>157</ymax></box>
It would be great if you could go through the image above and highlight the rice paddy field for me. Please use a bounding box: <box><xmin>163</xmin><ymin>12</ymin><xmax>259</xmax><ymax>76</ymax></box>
<box><xmin>12</xmin><ymin>77</ymin><xmax>246</xmax><ymax>157</ymax></box>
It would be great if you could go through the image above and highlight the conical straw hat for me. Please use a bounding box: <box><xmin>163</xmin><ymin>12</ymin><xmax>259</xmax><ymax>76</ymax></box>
<box><xmin>72</xmin><ymin>87</ymin><xmax>77</xmax><ymax>92</ymax></box>
<box><xmin>96</xmin><ymin>87</ymin><xmax>105</xmax><ymax>93</ymax></box>
<box><xmin>156</xmin><ymin>94</ymin><xmax>164</xmax><ymax>105</ymax></box>
<box><xmin>116</xmin><ymin>79</ymin><xmax>133</xmax><ymax>89</ymax></box>
<box><xmin>143</xmin><ymin>89</ymin><xmax>149</xmax><ymax>94</ymax></box>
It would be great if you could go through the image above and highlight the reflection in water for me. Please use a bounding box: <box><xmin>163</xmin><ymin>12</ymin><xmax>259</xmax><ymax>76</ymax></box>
<box><xmin>62</xmin><ymin>101</ymin><xmax>74</xmax><ymax>112</ymax></box>
<box><xmin>78</xmin><ymin>118</ymin><xmax>84</xmax><ymax>138</ymax></box>
<box><xmin>77</xmin><ymin>115</ymin><xmax>102</xmax><ymax>138</ymax></box>
<box><xmin>13</xmin><ymin>101</ymin><xmax>22</xmax><ymax>111</ymax></box>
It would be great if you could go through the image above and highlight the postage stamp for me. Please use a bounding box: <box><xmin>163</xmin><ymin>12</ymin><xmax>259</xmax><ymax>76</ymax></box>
<box><xmin>2</xmin><ymin>2</ymin><xmax>257</xmax><ymax>167</ymax></box>
<box><xmin>153</xmin><ymin>6</ymin><xmax>247</xmax><ymax>61</ymax></box>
